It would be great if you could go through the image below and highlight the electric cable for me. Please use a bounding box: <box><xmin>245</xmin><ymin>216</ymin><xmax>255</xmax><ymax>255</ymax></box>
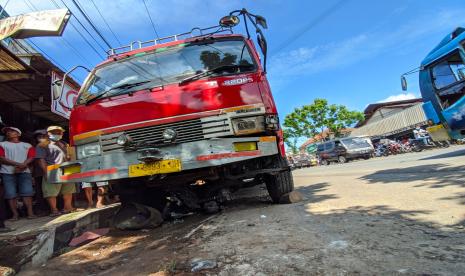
<box><xmin>49</xmin><ymin>0</ymin><xmax>105</xmax><ymax>59</ymax></box>
<box><xmin>28</xmin><ymin>40</ymin><xmax>67</xmax><ymax>71</ymax></box>
<box><xmin>0</xmin><ymin>0</ymin><xmax>11</xmax><ymax>17</ymax></box>
<box><xmin>272</xmin><ymin>0</ymin><xmax>350</xmax><ymax>54</ymax></box>
<box><xmin>58</xmin><ymin>0</ymin><xmax>107</xmax><ymax>52</ymax></box>
<box><xmin>23</xmin><ymin>0</ymin><xmax>37</xmax><ymax>11</ymax></box>
<box><xmin>70</xmin><ymin>0</ymin><xmax>113</xmax><ymax>49</ymax></box>
<box><xmin>142</xmin><ymin>0</ymin><xmax>160</xmax><ymax>39</ymax></box>
<box><xmin>89</xmin><ymin>0</ymin><xmax>122</xmax><ymax>46</ymax></box>
<box><xmin>23</xmin><ymin>0</ymin><xmax>93</xmax><ymax>66</ymax></box>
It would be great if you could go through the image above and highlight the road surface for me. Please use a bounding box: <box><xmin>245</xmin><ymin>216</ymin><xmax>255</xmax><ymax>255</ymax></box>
<box><xmin>20</xmin><ymin>146</ymin><xmax>465</xmax><ymax>275</ymax></box>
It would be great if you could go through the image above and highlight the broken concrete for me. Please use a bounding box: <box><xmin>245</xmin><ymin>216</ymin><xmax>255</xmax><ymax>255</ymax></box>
<box><xmin>0</xmin><ymin>204</ymin><xmax>119</xmax><ymax>272</ymax></box>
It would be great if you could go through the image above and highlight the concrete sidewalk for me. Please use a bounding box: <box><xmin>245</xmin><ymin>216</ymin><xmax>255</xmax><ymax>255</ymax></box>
<box><xmin>0</xmin><ymin>204</ymin><xmax>119</xmax><ymax>273</ymax></box>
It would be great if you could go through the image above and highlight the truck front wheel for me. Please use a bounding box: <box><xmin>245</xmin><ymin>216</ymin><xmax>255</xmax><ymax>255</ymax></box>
<box><xmin>265</xmin><ymin>161</ymin><xmax>294</xmax><ymax>203</ymax></box>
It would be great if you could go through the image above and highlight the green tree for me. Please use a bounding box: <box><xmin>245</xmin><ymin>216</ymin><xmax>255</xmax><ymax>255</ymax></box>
<box><xmin>283</xmin><ymin>128</ymin><xmax>299</xmax><ymax>154</ymax></box>
<box><xmin>284</xmin><ymin>98</ymin><xmax>364</xmax><ymax>140</ymax></box>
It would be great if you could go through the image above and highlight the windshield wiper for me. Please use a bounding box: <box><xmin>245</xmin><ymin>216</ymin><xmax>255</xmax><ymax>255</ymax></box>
<box><xmin>179</xmin><ymin>64</ymin><xmax>254</xmax><ymax>86</ymax></box>
<box><xmin>85</xmin><ymin>80</ymin><xmax>151</xmax><ymax>105</ymax></box>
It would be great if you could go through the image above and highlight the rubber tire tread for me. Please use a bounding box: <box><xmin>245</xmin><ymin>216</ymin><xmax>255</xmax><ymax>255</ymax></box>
<box><xmin>265</xmin><ymin>158</ymin><xmax>295</xmax><ymax>203</ymax></box>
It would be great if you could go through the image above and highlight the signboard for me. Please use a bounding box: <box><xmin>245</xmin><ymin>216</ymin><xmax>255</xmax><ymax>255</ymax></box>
<box><xmin>0</xmin><ymin>9</ymin><xmax>70</xmax><ymax>40</ymax></box>
<box><xmin>51</xmin><ymin>71</ymin><xmax>79</xmax><ymax>119</ymax></box>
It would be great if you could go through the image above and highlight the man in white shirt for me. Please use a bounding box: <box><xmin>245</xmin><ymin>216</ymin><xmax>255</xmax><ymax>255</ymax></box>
<box><xmin>0</xmin><ymin>127</ymin><xmax>36</xmax><ymax>220</ymax></box>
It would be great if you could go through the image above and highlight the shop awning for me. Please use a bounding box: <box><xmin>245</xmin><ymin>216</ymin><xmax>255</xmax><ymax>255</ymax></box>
<box><xmin>0</xmin><ymin>44</ymin><xmax>34</xmax><ymax>82</ymax></box>
<box><xmin>0</xmin><ymin>43</ymin><xmax>80</xmax><ymax>124</ymax></box>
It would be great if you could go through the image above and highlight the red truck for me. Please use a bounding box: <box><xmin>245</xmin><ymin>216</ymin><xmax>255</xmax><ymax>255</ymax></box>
<box><xmin>50</xmin><ymin>10</ymin><xmax>293</xmax><ymax>214</ymax></box>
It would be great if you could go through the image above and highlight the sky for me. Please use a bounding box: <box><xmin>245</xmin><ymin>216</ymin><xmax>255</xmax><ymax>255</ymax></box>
<box><xmin>4</xmin><ymin>0</ymin><xmax>465</xmax><ymax>120</ymax></box>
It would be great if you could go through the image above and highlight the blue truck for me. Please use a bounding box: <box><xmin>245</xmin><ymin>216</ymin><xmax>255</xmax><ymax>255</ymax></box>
<box><xmin>402</xmin><ymin>27</ymin><xmax>465</xmax><ymax>140</ymax></box>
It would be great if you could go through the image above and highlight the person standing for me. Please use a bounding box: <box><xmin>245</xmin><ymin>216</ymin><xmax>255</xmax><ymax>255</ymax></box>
<box><xmin>0</xmin><ymin>127</ymin><xmax>36</xmax><ymax>220</ymax></box>
<box><xmin>82</xmin><ymin>181</ymin><xmax>109</xmax><ymax>209</ymax></box>
<box><xmin>36</xmin><ymin>126</ymin><xmax>75</xmax><ymax>216</ymax></box>
<box><xmin>32</xmin><ymin>129</ymin><xmax>49</xmax><ymax>215</ymax></box>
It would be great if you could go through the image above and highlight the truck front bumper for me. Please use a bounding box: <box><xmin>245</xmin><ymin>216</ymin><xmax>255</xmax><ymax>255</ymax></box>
<box><xmin>48</xmin><ymin>136</ymin><xmax>279</xmax><ymax>184</ymax></box>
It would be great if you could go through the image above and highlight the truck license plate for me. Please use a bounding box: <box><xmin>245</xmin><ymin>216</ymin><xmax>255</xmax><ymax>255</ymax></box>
<box><xmin>128</xmin><ymin>159</ymin><xmax>181</xmax><ymax>177</ymax></box>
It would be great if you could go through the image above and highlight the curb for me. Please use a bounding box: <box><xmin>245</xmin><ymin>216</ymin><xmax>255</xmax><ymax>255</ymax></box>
<box><xmin>0</xmin><ymin>204</ymin><xmax>119</xmax><ymax>273</ymax></box>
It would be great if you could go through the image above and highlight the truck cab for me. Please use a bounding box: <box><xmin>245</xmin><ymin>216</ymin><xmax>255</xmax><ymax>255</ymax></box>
<box><xmin>49</xmin><ymin>10</ymin><xmax>293</xmax><ymax>212</ymax></box>
<box><xmin>404</xmin><ymin>27</ymin><xmax>465</xmax><ymax>139</ymax></box>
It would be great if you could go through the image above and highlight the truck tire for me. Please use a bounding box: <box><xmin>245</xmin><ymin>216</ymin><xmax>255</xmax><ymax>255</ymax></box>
<box><xmin>338</xmin><ymin>155</ymin><xmax>347</xmax><ymax>163</ymax></box>
<box><xmin>321</xmin><ymin>159</ymin><xmax>329</xmax><ymax>166</ymax></box>
<box><xmin>265</xmin><ymin>157</ymin><xmax>294</xmax><ymax>203</ymax></box>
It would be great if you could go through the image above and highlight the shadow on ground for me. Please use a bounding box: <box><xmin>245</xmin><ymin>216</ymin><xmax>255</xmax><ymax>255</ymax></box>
<box><xmin>295</xmin><ymin>182</ymin><xmax>338</xmax><ymax>204</ymax></box>
<box><xmin>18</xmin><ymin>200</ymin><xmax>465</xmax><ymax>275</ymax></box>
<box><xmin>420</xmin><ymin>148</ymin><xmax>465</xmax><ymax>160</ymax></box>
<box><xmin>359</xmin><ymin>163</ymin><xmax>465</xmax><ymax>189</ymax></box>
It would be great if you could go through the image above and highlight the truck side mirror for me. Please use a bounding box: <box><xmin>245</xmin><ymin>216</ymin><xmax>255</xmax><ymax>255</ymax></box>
<box><xmin>255</xmin><ymin>15</ymin><xmax>268</xmax><ymax>29</ymax></box>
<box><xmin>219</xmin><ymin>15</ymin><xmax>240</xmax><ymax>27</ymax></box>
<box><xmin>401</xmin><ymin>75</ymin><xmax>407</xmax><ymax>91</ymax></box>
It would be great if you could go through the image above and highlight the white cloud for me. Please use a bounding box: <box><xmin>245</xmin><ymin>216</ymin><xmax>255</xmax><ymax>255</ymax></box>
<box><xmin>378</xmin><ymin>93</ymin><xmax>417</xmax><ymax>103</ymax></box>
<box><xmin>269</xmin><ymin>34</ymin><xmax>368</xmax><ymax>77</ymax></box>
<box><xmin>268</xmin><ymin>8</ymin><xmax>465</xmax><ymax>79</ymax></box>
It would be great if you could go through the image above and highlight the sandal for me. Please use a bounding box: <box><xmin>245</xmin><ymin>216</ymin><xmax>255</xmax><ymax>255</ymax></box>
<box><xmin>49</xmin><ymin>212</ymin><xmax>61</xmax><ymax>217</ymax></box>
<box><xmin>8</xmin><ymin>216</ymin><xmax>19</xmax><ymax>221</ymax></box>
<box><xmin>27</xmin><ymin>215</ymin><xmax>37</xmax><ymax>219</ymax></box>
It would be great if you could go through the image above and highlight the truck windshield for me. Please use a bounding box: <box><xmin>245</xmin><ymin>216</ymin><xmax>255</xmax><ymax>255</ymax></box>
<box><xmin>431</xmin><ymin>51</ymin><xmax>465</xmax><ymax>90</ymax></box>
<box><xmin>340</xmin><ymin>138</ymin><xmax>371</xmax><ymax>149</ymax></box>
<box><xmin>77</xmin><ymin>39</ymin><xmax>256</xmax><ymax>104</ymax></box>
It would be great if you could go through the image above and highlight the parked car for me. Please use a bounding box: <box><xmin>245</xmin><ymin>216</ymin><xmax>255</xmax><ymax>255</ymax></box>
<box><xmin>287</xmin><ymin>154</ymin><xmax>317</xmax><ymax>169</ymax></box>
<box><xmin>316</xmin><ymin>137</ymin><xmax>374</xmax><ymax>165</ymax></box>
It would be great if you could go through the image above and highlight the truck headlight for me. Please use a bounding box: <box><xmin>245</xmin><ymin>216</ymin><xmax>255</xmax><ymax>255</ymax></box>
<box><xmin>232</xmin><ymin>116</ymin><xmax>265</xmax><ymax>135</ymax></box>
<box><xmin>76</xmin><ymin>142</ymin><xmax>101</xmax><ymax>159</ymax></box>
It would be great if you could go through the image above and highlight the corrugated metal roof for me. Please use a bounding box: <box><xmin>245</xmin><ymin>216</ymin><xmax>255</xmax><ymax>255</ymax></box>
<box><xmin>351</xmin><ymin>104</ymin><xmax>428</xmax><ymax>138</ymax></box>
<box><xmin>0</xmin><ymin>44</ymin><xmax>28</xmax><ymax>71</ymax></box>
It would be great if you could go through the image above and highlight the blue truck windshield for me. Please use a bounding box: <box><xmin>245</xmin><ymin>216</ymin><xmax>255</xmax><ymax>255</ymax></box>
<box><xmin>431</xmin><ymin>51</ymin><xmax>465</xmax><ymax>90</ymax></box>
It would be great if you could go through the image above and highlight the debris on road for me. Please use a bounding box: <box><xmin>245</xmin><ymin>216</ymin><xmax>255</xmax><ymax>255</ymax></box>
<box><xmin>0</xmin><ymin>266</ymin><xmax>15</xmax><ymax>276</ymax></box>
<box><xmin>191</xmin><ymin>259</ymin><xmax>217</xmax><ymax>272</ymax></box>
<box><xmin>279</xmin><ymin>190</ymin><xmax>304</xmax><ymax>204</ymax></box>
<box><xmin>113</xmin><ymin>203</ymin><xmax>163</xmax><ymax>230</ymax></box>
<box><xmin>203</xmin><ymin>200</ymin><xmax>220</xmax><ymax>214</ymax></box>
<box><xmin>184</xmin><ymin>215</ymin><xmax>218</xmax><ymax>239</ymax></box>
<box><xmin>69</xmin><ymin>228</ymin><xmax>109</xmax><ymax>247</ymax></box>
<box><xmin>328</xmin><ymin>240</ymin><xmax>349</xmax><ymax>250</ymax></box>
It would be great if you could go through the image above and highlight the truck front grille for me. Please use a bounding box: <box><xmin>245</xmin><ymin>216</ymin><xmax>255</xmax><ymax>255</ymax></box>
<box><xmin>101</xmin><ymin>116</ymin><xmax>232</xmax><ymax>153</ymax></box>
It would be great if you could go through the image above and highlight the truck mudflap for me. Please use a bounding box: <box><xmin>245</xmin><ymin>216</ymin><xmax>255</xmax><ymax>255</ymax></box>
<box><xmin>48</xmin><ymin>136</ymin><xmax>279</xmax><ymax>184</ymax></box>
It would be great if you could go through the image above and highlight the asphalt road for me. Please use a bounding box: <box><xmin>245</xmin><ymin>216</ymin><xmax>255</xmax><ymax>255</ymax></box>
<box><xmin>20</xmin><ymin>146</ymin><xmax>465</xmax><ymax>275</ymax></box>
<box><xmin>293</xmin><ymin>145</ymin><xmax>465</xmax><ymax>227</ymax></box>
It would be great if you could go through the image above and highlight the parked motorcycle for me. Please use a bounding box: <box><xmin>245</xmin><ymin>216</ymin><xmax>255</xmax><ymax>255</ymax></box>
<box><xmin>375</xmin><ymin>144</ymin><xmax>389</xmax><ymax>157</ymax></box>
<box><xmin>409</xmin><ymin>136</ymin><xmax>449</xmax><ymax>152</ymax></box>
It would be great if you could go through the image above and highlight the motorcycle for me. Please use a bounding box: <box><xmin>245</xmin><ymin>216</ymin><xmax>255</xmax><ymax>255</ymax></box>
<box><xmin>409</xmin><ymin>136</ymin><xmax>449</xmax><ymax>152</ymax></box>
<box><xmin>375</xmin><ymin>144</ymin><xmax>389</xmax><ymax>157</ymax></box>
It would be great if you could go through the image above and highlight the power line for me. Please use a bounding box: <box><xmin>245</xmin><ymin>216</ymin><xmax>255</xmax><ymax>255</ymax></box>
<box><xmin>23</xmin><ymin>0</ymin><xmax>93</xmax><ymax>66</ymax></box>
<box><xmin>29</xmin><ymin>39</ymin><xmax>84</xmax><ymax>82</ymax></box>
<box><xmin>23</xmin><ymin>0</ymin><xmax>37</xmax><ymax>11</ymax></box>
<box><xmin>58</xmin><ymin>0</ymin><xmax>107</xmax><ymax>53</ymax></box>
<box><xmin>142</xmin><ymin>0</ymin><xmax>160</xmax><ymax>39</ymax></box>
<box><xmin>49</xmin><ymin>0</ymin><xmax>105</xmax><ymax>59</ymax></box>
<box><xmin>273</xmin><ymin>0</ymin><xmax>350</xmax><ymax>54</ymax></box>
<box><xmin>89</xmin><ymin>0</ymin><xmax>122</xmax><ymax>46</ymax></box>
<box><xmin>69</xmin><ymin>0</ymin><xmax>113</xmax><ymax>49</ymax></box>
<box><xmin>0</xmin><ymin>0</ymin><xmax>11</xmax><ymax>17</ymax></box>
<box><xmin>28</xmin><ymin>40</ymin><xmax>67</xmax><ymax>71</ymax></box>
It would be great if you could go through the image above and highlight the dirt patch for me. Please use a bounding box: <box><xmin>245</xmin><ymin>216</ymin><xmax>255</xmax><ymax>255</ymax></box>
<box><xmin>18</xmin><ymin>198</ymin><xmax>465</xmax><ymax>275</ymax></box>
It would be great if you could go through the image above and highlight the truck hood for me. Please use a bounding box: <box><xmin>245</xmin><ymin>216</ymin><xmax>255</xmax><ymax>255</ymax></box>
<box><xmin>69</xmin><ymin>73</ymin><xmax>265</xmax><ymax>138</ymax></box>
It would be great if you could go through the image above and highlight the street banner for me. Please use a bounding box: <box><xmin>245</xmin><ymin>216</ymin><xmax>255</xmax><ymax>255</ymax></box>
<box><xmin>0</xmin><ymin>9</ymin><xmax>70</xmax><ymax>40</ymax></box>
<box><xmin>51</xmin><ymin>71</ymin><xmax>79</xmax><ymax>119</ymax></box>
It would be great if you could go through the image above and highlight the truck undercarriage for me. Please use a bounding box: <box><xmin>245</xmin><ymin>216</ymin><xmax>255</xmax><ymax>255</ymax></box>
<box><xmin>111</xmin><ymin>154</ymin><xmax>293</xmax><ymax>219</ymax></box>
